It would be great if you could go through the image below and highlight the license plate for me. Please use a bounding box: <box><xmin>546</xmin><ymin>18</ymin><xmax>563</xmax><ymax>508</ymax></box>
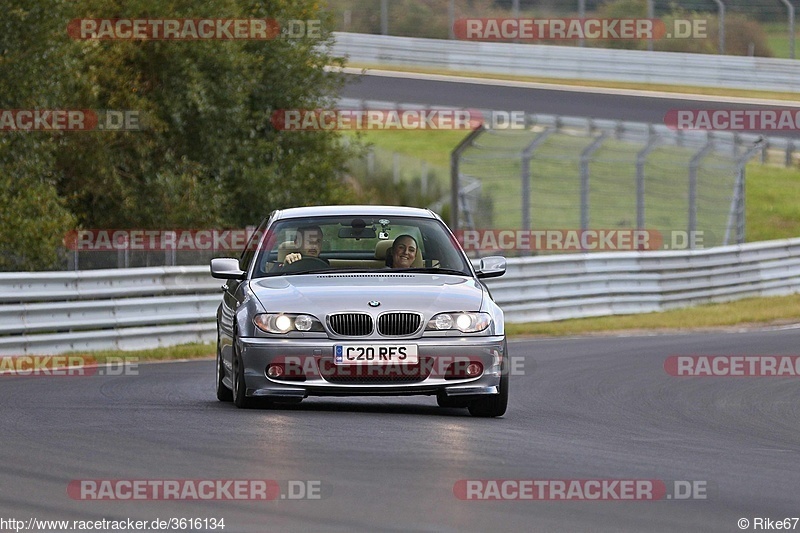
<box><xmin>334</xmin><ymin>345</ymin><xmax>418</xmax><ymax>365</ymax></box>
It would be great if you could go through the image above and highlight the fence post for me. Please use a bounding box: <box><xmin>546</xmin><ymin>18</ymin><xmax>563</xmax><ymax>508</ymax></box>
<box><xmin>580</xmin><ymin>133</ymin><xmax>609</xmax><ymax>232</ymax></box>
<box><xmin>636</xmin><ymin>132</ymin><xmax>661</xmax><ymax>231</ymax></box>
<box><xmin>780</xmin><ymin>0</ymin><xmax>795</xmax><ymax>59</ymax></box>
<box><xmin>520</xmin><ymin>128</ymin><xmax>556</xmax><ymax>241</ymax></box>
<box><xmin>713</xmin><ymin>0</ymin><xmax>726</xmax><ymax>54</ymax></box>
<box><xmin>381</xmin><ymin>0</ymin><xmax>388</xmax><ymax>35</ymax></box>
<box><xmin>724</xmin><ymin>142</ymin><xmax>762</xmax><ymax>245</ymax></box>
<box><xmin>689</xmin><ymin>140</ymin><xmax>714</xmax><ymax>248</ymax></box>
<box><xmin>450</xmin><ymin>125</ymin><xmax>486</xmax><ymax>231</ymax></box>
<box><xmin>449</xmin><ymin>0</ymin><xmax>456</xmax><ymax>40</ymax></box>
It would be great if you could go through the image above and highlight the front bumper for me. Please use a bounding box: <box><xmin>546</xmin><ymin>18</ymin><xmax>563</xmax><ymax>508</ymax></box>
<box><xmin>237</xmin><ymin>336</ymin><xmax>506</xmax><ymax>399</ymax></box>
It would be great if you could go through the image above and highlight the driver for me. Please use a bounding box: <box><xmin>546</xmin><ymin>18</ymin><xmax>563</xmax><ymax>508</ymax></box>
<box><xmin>386</xmin><ymin>234</ymin><xmax>417</xmax><ymax>269</ymax></box>
<box><xmin>284</xmin><ymin>225</ymin><xmax>328</xmax><ymax>265</ymax></box>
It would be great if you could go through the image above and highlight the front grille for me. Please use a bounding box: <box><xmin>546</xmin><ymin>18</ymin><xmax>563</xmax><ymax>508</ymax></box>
<box><xmin>328</xmin><ymin>313</ymin><xmax>373</xmax><ymax>336</ymax></box>
<box><xmin>319</xmin><ymin>357</ymin><xmax>433</xmax><ymax>384</ymax></box>
<box><xmin>377</xmin><ymin>312</ymin><xmax>422</xmax><ymax>336</ymax></box>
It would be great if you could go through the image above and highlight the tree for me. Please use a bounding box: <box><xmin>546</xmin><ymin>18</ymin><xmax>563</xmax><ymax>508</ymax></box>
<box><xmin>0</xmin><ymin>0</ymin><xmax>361</xmax><ymax>270</ymax></box>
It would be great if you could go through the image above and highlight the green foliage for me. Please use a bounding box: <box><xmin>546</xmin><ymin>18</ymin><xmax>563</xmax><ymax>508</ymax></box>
<box><xmin>0</xmin><ymin>0</ymin><xmax>360</xmax><ymax>270</ymax></box>
<box><xmin>0</xmin><ymin>137</ymin><xmax>76</xmax><ymax>270</ymax></box>
<box><xmin>597</xmin><ymin>0</ymin><xmax>773</xmax><ymax>56</ymax></box>
<box><xmin>702</xmin><ymin>14</ymin><xmax>773</xmax><ymax>57</ymax></box>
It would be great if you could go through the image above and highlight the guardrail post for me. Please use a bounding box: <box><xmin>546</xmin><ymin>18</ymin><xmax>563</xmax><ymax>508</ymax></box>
<box><xmin>689</xmin><ymin>140</ymin><xmax>714</xmax><ymax>248</ymax></box>
<box><xmin>580</xmin><ymin>132</ymin><xmax>609</xmax><ymax>232</ymax></box>
<box><xmin>450</xmin><ymin>125</ymin><xmax>486</xmax><ymax>231</ymax></box>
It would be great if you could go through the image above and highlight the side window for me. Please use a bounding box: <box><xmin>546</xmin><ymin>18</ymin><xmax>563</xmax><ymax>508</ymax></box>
<box><xmin>239</xmin><ymin>220</ymin><xmax>268</xmax><ymax>272</ymax></box>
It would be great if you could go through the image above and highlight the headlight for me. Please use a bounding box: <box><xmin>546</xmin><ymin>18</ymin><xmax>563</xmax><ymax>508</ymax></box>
<box><xmin>426</xmin><ymin>312</ymin><xmax>491</xmax><ymax>333</ymax></box>
<box><xmin>254</xmin><ymin>313</ymin><xmax>323</xmax><ymax>334</ymax></box>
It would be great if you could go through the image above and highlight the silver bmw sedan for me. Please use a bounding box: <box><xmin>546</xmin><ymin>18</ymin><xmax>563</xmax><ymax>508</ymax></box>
<box><xmin>211</xmin><ymin>205</ymin><xmax>508</xmax><ymax>417</ymax></box>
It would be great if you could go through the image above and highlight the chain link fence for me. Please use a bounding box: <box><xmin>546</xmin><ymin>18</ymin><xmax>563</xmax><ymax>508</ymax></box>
<box><xmin>452</xmin><ymin>116</ymin><xmax>762</xmax><ymax>254</ymax></box>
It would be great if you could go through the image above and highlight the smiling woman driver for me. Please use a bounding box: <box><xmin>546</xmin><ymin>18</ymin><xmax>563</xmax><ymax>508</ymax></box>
<box><xmin>386</xmin><ymin>234</ymin><xmax>417</xmax><ymax>269</ymax></box>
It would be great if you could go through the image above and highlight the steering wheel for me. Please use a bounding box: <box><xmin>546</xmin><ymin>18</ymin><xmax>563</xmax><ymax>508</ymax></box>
<box><xmin>279</xmin><ymin>257</ymin><xmax>329</xmax><ymax>273</ymax></box>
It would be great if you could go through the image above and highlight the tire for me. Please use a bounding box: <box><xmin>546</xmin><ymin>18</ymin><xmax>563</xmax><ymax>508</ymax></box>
<box><xmin>216</xmin><ymin>336</ymin><xmax>233</xmax><ymax>402</ymax></box>
<box><xmin>436</xmin><ymin>391</ymin><xmax>471</xmax><ymax>408</ymax></box>
<box><xmin>468</xmin><ymin>341</ymin><xmax>509</xmax><ymax>418</ymax></box>
<box><xmin>232</xmin><ymin>340</ymin><xmax>257</xmax><ymax>409</ymax></box>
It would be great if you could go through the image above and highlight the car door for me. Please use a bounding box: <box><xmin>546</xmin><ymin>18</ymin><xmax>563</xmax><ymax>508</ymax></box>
<box><xmin>218</xmin><ymin>218</ymin><xmax>269</xmax><ymax>367</ymax></box>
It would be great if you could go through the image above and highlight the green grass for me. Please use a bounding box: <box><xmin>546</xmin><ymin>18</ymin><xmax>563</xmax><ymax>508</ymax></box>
<box><xmin>66</xmin><ymin>342</ymin><xmax>214</xmax><ymax>364</ymax></box>
<box><xmin>745</xmin><ymin>163</ymin><xmax>800</xmax><ymax>241</ymax></box>
<box><xmin>507</xmin><ymin>294</ymin><xmax>800</xmax><ymax>337</ymax></box>
<box><xmin>763</xmin><ymin>22</ymin><xmax>800</xmax><ymax>59</ymax></box>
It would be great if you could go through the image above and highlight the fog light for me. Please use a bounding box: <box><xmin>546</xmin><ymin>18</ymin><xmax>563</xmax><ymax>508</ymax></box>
<box><xmin>466</xmin><ymin>363</ymin><xmax>483</xmax><ymax>376</ymax></box>
<box><xmin>444</xmin><ymin>360</ymin><xmax>483</xmax><ymax>379</ymax></box>
<box><xmin>266</xmin><ymin>364</ymin><xmax>284</xmax><ymax>378</ymax></box>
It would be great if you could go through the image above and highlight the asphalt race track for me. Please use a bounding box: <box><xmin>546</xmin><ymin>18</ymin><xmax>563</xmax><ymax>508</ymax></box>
<box><xmin>341</xmin><ymin>72</ymin><xmax>800</xmax><ymax>139</ymax></box>
<box><xmin>2</xmin><ymin>328</ymin><xmax>799</xmax><ymax>532</ymax></box>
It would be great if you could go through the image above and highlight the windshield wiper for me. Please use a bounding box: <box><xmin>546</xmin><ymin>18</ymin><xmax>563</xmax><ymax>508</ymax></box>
<box><xmin>391</xmin><ymin>267</ymin><xmax>469</xmax><ymax>276</ymax></box>
<box><xmin>271</xmin><ymin>267</ymin><xmax>384</xmax><ymax>276</ymax></box>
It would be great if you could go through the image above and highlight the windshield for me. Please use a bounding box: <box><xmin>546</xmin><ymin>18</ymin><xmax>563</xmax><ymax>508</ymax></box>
<box><xmin>251</xmin><ymin>215</ymin><xmax>472</xmax><ymax>277</ymax></box>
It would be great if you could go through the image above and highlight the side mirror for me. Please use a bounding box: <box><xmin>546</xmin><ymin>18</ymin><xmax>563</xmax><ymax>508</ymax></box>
<box><xmin>476</xmin><ymin>256</ymin><xmax>506</xmax><ymax>279</ymax></box>
<box><xmin>210</xmin><ymin>258</ymin><xmax>246</xmax><ymax>280</ymax></box>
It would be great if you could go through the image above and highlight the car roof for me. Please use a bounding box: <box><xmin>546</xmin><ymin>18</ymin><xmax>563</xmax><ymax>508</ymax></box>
<box><xmin>271</xmin><ymin>205</ymin><xmax>439</xmax><ymax>221</ymax></box>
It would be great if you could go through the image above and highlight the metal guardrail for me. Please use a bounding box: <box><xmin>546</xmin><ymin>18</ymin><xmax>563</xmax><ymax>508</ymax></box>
<box><xmin>0</xmin><ymin>267</ymin><xmax>219</xmax><ymax>355</ymax></box>
<box><xmin>490</xmin><ymin>238</ymin><xmax>800</xmax><ymax>323</ymax></box>
<box><xmin>332</xmin><ymin>32</ymin><xmax>800</xmax><ymax>93</ymax></box>
<box><xmin>2</xmin><ymin>239</ymin><xmax>800</xmax><ymax>354</ymax></box>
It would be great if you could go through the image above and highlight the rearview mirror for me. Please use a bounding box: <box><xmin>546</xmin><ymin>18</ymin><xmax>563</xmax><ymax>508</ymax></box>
<box><xmin>338</xmin><ymin>227</ymin><xmax>377</xmax><ymax>239</ymax></box>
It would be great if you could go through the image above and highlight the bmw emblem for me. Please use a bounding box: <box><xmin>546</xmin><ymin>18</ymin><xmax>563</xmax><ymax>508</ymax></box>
<box><xmin>368</xmin><ymin>300</ymin><xmax>381</xmax><ymax>307</ymax></box>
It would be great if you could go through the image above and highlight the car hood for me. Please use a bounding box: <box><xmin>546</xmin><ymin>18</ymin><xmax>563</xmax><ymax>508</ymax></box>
<box><xmin>249</xmin><ymin>273</ymin><xmax>485</xmax><ymax>315</ymax></box>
